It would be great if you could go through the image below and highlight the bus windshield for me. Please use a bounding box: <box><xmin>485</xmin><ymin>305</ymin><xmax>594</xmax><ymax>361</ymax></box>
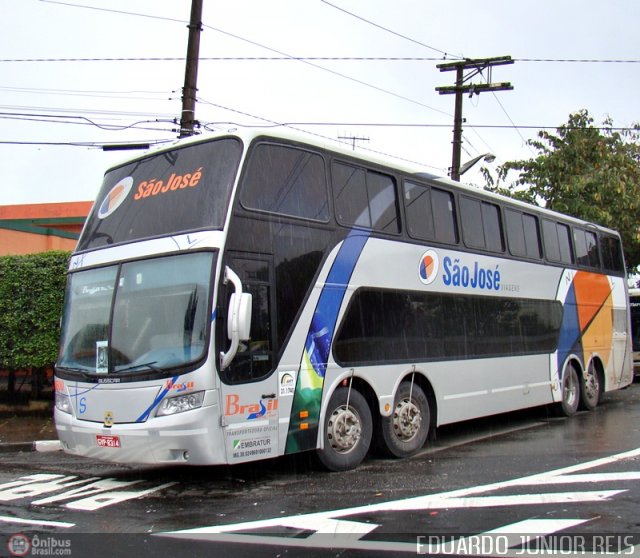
<box><xmin>57</xmin><ymin>251</ymin><xmax>216</xmax><ymax>377</ymax></box>
<box><xmin>77</xmin><ymin>138</ymin><xmax>242</xmax><ymax>250</ymax></box>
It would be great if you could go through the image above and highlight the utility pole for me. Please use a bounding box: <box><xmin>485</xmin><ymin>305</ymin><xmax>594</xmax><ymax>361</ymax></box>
<box><xmin>179</xmin><ymin>0</ymin><xmax>204</xmax><ymax>138</ymax></box>
<box><xmin>436</xmin><ymin>56</ymin><xmax>513</xmax><ymax>181</ymax></box>
<box><xmin>338</xmin><ymin>134</ymin><xmax>370</xmax><ymax>150</ymax></box>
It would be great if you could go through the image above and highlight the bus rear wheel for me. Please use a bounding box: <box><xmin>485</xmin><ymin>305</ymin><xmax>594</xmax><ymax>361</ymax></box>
<box><xmin>558</xmin><ymin>365</ymin><xmax>580</xmax><ymax>417</ymax></box>
<box><xmin>579</xmin><ymin>361</ymin><xmax>601</xmax><ymax>411</ymax></box>
<box><xmin>316</xmin><ymin>386</ymin><xmax>372</xmax><ymax>472</ymax></box>
<box><xmin>380</xmin><ymin>381</ymin><xmax>430</xmax><ymax>458</ymax></box>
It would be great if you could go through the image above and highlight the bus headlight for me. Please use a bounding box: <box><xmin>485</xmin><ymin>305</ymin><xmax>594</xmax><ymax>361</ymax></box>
<box><xmin>55</xmin><ymin>392</ymin><xmax>72</xmax><ymax>415</ymax></box>
<box><xmin>156</xmin><ymin>391</ymin><xmax>205</xmax><ymax>416</ymax></box>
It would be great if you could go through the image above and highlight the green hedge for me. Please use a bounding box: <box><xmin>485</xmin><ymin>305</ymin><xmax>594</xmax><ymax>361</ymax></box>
<box><xmin>0</xmin><ymin>251</ymin><xmax>71</xmax><ymax>370</ymax></box>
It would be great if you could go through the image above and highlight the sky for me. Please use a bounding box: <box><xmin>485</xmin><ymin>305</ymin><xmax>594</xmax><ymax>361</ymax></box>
<box><xmin>1</xmin><ymin>0</ymin><xmax>639</xmax><ymax>206</ymax></box>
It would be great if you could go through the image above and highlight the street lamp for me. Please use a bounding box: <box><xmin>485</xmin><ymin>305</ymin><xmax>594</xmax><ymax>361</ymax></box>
<box><xmin>458</xmin><ymin>153</ymin><xmax>496</xmax><ymax>176</ymax></box>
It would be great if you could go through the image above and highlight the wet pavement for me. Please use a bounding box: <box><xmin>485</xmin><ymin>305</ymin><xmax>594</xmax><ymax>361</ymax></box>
<box><xmin>0</xmin><ymin>401</ymin><xmax>57</xmax><ymax>450</ymax></box>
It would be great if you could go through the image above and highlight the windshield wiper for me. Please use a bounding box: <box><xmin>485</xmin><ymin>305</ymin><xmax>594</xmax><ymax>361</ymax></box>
<box><xmin>56</xmin><ymin>365</ymin><xmax>95</xmax><ymax>381</ymax></box>
<box><xmin>115</xmin><ymin>361</ymin><xmax>162</xmax><ymax>374</ymax></box>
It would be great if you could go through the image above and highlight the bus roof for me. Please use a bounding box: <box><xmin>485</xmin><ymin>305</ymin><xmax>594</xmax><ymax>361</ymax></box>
<box><xmin>107</xmin><ymin>126</ymin><xmax>621</xmax><ymax>238</ymax></box>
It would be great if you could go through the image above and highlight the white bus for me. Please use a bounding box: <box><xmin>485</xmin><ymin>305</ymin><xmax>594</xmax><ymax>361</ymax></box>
<box><xmin>54</xmin><ymin>128</ymin><xmax>633</xmax><ymax>471</ymax></box>
<box><xmin>629</xmin><ymin>288</ymin><xmax>640</xmax><ymax>375</ymax></box>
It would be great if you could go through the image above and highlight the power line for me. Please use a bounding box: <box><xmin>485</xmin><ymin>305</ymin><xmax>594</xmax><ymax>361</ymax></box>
<box><xmin>38</xmin><ymin>0</ymin><xmax>187</xmax><ymax>24</ymax></box>
<box><xmin>0</xmin><ymin>139</ymin><xmax>173</xmax><ymax>148</ymax></box>
<box><xmin>197</xmin><ymin>98</ymin><xmax>445</xmax><ymax>171</ymax></box>
<box><xmin>3</xmin><ymin>56</ymin><xmax>639</xmax><ymax>63</ymax></box>
<box><xmin>319</xmin><ymin>0</ymin><xmax>458</xmax><ymax>59</ymax></box>
<box><xmin>200</xmin><ymin>22</ymin><xmax>452</xmax><ymax>118</ymax></box>
<box><xmin>35</xmin><ymin>1</ymin><xmax>453</xmax><ymax>119</ymax></box>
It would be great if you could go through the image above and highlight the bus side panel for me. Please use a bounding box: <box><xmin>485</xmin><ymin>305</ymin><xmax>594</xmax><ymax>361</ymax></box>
<box><xmin>555</xmin><ymin>270</ymin><xmax>632</xmax><ymax>393</ymax></box>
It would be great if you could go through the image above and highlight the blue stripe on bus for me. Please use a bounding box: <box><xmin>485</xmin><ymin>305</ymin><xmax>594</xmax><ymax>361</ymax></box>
<box><xmin>285</xmin><ymin>230</ymin><xmax>370</xmax><ymax>453</ymax></box>
<box><xmin>136</xmin><ymin>374</ymin><xmax>180</xmax><ymax>423</ymax></box>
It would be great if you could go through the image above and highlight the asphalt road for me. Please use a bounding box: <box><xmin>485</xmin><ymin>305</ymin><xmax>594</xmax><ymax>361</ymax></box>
<box><xmin>1</xmin><ymin>382</ymin><xmax>640</xmax><ymax>557</ymax></box>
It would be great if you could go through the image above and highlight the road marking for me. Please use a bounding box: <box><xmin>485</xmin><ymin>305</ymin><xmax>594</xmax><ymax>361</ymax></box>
<box><xmin>0</xmin><ymin>473</ymin><xmax>177</xmax><ymax>511</ymax></box>
<box><xmin>0</xmin><ymin>515</ymin><xmax>75</xmax><ymax>529</ymax></box>
<box><xmin>160</xmin><ymin>446</ymin><xmax>640</xmax><ymax>554</ymax></box>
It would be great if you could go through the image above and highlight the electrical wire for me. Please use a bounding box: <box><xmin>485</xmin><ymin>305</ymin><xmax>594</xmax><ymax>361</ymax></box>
<box><xmin>199</xmin><ymin>22</ymin><xmax>452</xmax><ymax>118</ymax></box>
<box><xmin>319</xmin><ymin>0</ymin><xmax>459</xmax><ymax>59</ymax></box>
<box><xmin>34</xmin><ymin>0</ymin><xmax>452</xmax><ymax>118</ymax></box>
<box><xmin>4</xmin><ymin>56</ymin><xmax>637</xmax><ymax>63</ymax></box>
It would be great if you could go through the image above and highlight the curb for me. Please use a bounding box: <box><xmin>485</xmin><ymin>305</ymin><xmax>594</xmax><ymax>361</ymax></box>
<box><xmin>0</xmin><ymin>440</ymin><xmax>61</xmax><ymax>454</ymax></box>
<box><xmin>0</xmin><ymin>442</ymin><xmax>35</xmax><ymax>453</ymax></box>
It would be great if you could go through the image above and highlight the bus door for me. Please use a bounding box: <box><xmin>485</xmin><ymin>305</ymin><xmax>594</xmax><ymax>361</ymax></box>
<box><xmin>218</xmin><ymin>254</ymin><xmax>281</xmax><ymax>464</ymax></box>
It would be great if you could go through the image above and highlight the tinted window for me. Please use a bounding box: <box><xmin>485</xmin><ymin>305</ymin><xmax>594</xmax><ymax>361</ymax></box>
<box><xmin>482</xmin><ymin>202</ymin><xmax>504</xmax><ymax>252</ymax></box>
<box><xmin>574</xmin><ymin>228</ymin><xmax>599</xmax><ymax>268</ymax></box>
<box><xmin>403</xmin><ymin>181</ymin><xmax>435</xmax><ymax>240</ymax></box>
<box><xmin>460</xmin><ymin>197</ymin><xmax>484</xmax><ymax>248</ymax></box>
<box><xmin>241</xmin><ymin>143</ymin><xmax>329</xmax><ymax>221</ymax></box>
<box><xmin>220</xmin><ymin>258</ymin><xmax>273</xmax><ymax>383</ymax></box>
<box><xmin>460</xmin><ymin>197</ymin><xmax>503</xmax><ymax>252</ymax></box>
<box><xmin>523</xmin><ymin>214</ymin><xmax>542</xmax><ymax>258</ymax></box>
<box><xmin>600</xmin><ymin>235</ymin><xmax>625</xmax><ymax>274</ymax></box>
<box><xmin>368</xmin><ymin>171</ymin><xmax>399</xmax><ymax>232</ymax></box>
<box><xmin>79</xmin><ymin>139</ymin><xmax>242</xmax><ymax>250</ymax></box>
<box><xmin>334</xmin><ymin>288</ymin><xmax>563</xmax><ymax>364</ymax></box>
<box><xmin>543</xmin><ymin>219</ymin><xmax>573</xmax><ymax>264</ymax></box>
<box><xmin>585</xmin><ymin>231</ymin><xmax>600</xmax><ymax>267</ymax></box>
<box><xmin>333</xmin><ymin>162</ymin><xmax>399</xmax><ymax>233</ymax></box>
<box><xmin>558</xmin><ymin>223</ymin><xmax>573</xmax><ymax>264</ymax></box>
<box><xmin>505</xmin><ymin>209</ymin><xmax>541</xmax><ymax>259</ymax></box>
<box><xmin>432</xmin><ymin>188</ymin><xmax>458</xmax><ymax>244</ymax></box>
<box><xmin>403</xmin><ymin>181</ymin><xmax>458</xmax><ymax>244</ymax></box>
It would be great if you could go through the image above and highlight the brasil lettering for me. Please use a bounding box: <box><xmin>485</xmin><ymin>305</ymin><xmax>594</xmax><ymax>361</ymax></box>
<box><xmin>134</xmin><ymin>167</ymin><xmax>203</xmax><ymax>200</ymax></box>
<box><xmin>442</xmin><ymin>256</ymin><xmax>501</xmax><ymax>291</ymax></box>
<box><xmin>225</xmin><ymin>394</ymin><xmax>278</xmax><ymax>420</ymax></box>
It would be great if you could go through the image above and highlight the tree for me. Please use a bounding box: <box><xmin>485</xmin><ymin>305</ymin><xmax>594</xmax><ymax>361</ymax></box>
<box><xmin>483</xmin><ymin>110</ymin><xmax>640</xmax><ymax>273</ymax></box>
<box><xmin>0</xmin><ymin>251</ymin><xmax>70</xmax><ymax>401</ymax></box>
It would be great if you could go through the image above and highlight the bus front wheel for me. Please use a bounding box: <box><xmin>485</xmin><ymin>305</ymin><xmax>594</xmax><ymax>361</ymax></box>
<box><xmin>316</xmin><ymin>387</ymin><xmax>372</xmax><ymax>472</ymax></box>
<box><xmin>380</xmin><ymin>381</ymin><xmax>430</xmax><ymax>458</ymax></box>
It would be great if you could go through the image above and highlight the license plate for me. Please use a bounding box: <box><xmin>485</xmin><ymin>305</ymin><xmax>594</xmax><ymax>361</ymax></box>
<box><xmin>96</xmin><ymin>435</ymin><xmax>121</xmax><ymax>448</ymax></box>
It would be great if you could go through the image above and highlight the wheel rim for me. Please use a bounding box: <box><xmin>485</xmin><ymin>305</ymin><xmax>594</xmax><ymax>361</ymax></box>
<box><xmin>564</xmin><ymin>370</ymin><xmax>579</xmax><ymax>408</ymax></box>
<box><xmin>392</xmin><ymin>397</ymin><xmax>422</xmax><ymax>442</ymax></box>
<box><xmin>327</xmin><ymin>405</ymin><xmax>361</xmax><ymax>454</ymax></box>
<box><xmin>584</xmin><ymin>364</ymin><xmax>599</xmax><ymax>403</ymax></box>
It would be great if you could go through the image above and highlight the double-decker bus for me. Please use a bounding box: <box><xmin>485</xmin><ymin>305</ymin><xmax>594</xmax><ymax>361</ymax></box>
<box><xmin>54</xmin><ymin>128</ymin><xmax>633</xmax><ymax>471</ymax></box>
<box><xmin>629</xmin><ymin>288</ymin><xmax>640</xmax><ymax>375</ymax></box>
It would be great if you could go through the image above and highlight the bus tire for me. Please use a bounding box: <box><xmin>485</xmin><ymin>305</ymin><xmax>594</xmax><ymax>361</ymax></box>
<box><xmin>380</xmin><ymin>381</ymin><xmax>430</xmax><ymax>458</ymax></box>
<box><xmin>559</xmin><ymin>364</ymin><xmax>580</xmax><ymax>417</ymax></box>
<box><xmin>316</xmin><ymin>387</ymin><xmax>372</xmax><ymax>472</ymax></box>
<box><xmin>579</xmin><ymin>361</ymin><xmax>601</xmax><ymax>411</ymax></box>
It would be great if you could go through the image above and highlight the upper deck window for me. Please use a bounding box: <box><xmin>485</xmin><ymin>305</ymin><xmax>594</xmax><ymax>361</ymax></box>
<box><xmin>333</xmin><ymin>162</ymin><xmax>400</xmax><ymax>233</ymax></box>
<box><xmin>403</xmin><ymin>181</ymin><xmax>458</xmax><ymax>245</ymax></box>
<box><xmin>460</xmin><ymin>196</ymin><xmax>504</xmax><ymax>253</ymax></box>
<box><xmin>78</xmin><ymin>138</ymin><xmax>242</xmax><ymax>250</ymax></box>
<box><xmin>505</xmin><ymin>208</ymin><xmax>542</xmax><ymax>259</ymax></box>
<box><xmin>240</xmin><ymin>143</ymin><xmax>329</xmax><ymax>222</ymax></box>
<box><xmin>542</xmin><ymin>220</ymin><xmax>574</xmax><ymax>265</ymax></box>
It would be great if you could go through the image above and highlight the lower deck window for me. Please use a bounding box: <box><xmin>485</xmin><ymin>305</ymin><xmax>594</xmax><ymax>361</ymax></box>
<box><xmin>334</xmin><ymin>288</ymin><xmax>563</xmax><ymax>365</ymax></box>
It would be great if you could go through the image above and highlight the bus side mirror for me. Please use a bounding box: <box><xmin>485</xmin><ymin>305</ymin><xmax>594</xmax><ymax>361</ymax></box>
<box><xmin>220</xmin><ymin>266</ymin><xmax>252</xmax><ymax>370</ymax></box>
<box><xmin>228</xmin><ymin>292</ymin><xmax>252</xmax><ymax>342</ymax></box>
